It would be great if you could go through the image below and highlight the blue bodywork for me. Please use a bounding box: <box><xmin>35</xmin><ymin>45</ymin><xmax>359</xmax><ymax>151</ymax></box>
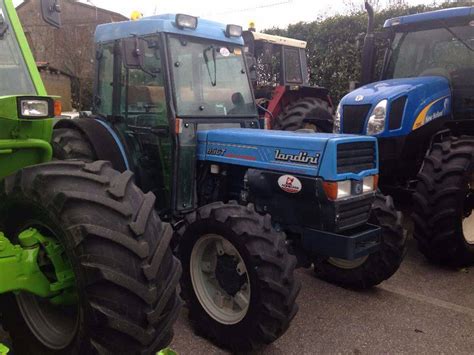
<box><xmin>340</xmin><ymin>76</ymin><xmax>452</xmax><ymax>137</ymax></box>
<box><xmin>95</xmin><ymin>14</ymin><xmax>243</xmax><ymax>45</ymax></box>
<box><xmin>197</xmin><ymin>129</ymin><xmax>378</xmax><ymax>181</ymax></box>
<box><xmin>384</xmin><ymin>6</ymin><xmax>473</xmax><ymax>28</ymax></box>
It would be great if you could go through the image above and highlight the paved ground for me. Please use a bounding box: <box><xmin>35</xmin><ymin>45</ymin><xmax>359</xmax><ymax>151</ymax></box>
<box><xmin>2</xmin><ymin>217</ymin><xmax>474</xmax><ymax>354</ymax></box>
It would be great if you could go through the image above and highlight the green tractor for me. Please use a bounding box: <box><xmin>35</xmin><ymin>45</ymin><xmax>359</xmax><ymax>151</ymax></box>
<box><xmin>0</xmin><ymin>0</ymin><xmax>181</xmax><ymax>353</ymax></box>
<box><xmin>52</xmin><ymin>12</ymin><xmax>405</xmax><ymax>352</ymax></box>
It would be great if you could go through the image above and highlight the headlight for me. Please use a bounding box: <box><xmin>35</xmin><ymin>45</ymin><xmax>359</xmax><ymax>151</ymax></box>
<box><xmin>323</xmin><ymin>176</ymin><xmax>378</xmax><ymax>200</ymax></box>
<box><xmin>363</xmin><ymin>175</ymin><xmax>379</xmax><ymax>193</ymax></box>
<box><xmin>226</xmin><ymin>24</ymin><xmax>243</xmax><ymax>37</ymax></box>
<box><xmin>333</xmin><ymin>104</ymin><xmax>341</xmax><ymax>133</ymax></box>
<box><xmin>19</xmin><ymin>99</ymin><xmax>51</xmax><ymax>118</ymax></box>
<box><xmin>175</xmin><ymin>14</ymin><xmax>198</xmax><ymax>30</ymax></box>
<box><xmin>366</xmin><ymin>99</ymin><xmax>387</xmax><ymax>135</ymax></box>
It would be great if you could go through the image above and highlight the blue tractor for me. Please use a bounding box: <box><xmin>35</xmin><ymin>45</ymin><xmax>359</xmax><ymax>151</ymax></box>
<box><xmin>336</xmin><ymin>4</ymin><xmax>473</xmax><ymax>265</ymax></box>
<box><xmin>52</xmin><ymin>14</ymin><xmax>405</xmax><ymax>351</ymax></box>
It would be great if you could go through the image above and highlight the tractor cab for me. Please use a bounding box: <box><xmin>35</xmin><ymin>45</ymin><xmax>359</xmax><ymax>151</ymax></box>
<box><xmin>242</xmin><ymin>29</ymin><xmax>333</xmax><ymax>131</ymax></box>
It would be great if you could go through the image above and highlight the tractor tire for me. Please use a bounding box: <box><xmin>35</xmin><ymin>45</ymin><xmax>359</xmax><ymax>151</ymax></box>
<box><xmin>273</xmin><ymin>97</ymin><xmax>334</xmax><ymax>132</ymax></box>
<box><xmin>0</xmin><ymin>161</ymin><xmax>182</xmax><ymax>354</ymax></box>
<box><xmin>177</xmin><ymin>201</ymin><xmax>300</xmax><ymax>352</ymax></box>
<box><xmin>52</xmin><ymin>128</ymin><xmax>95</xmax><ymax>161</ymax></box>
<box><xmin>314</xmin><ymin>193</ymin><xmax>405</xmax><ymax>289</ymax></box>
<box><xmin>412</xmin><ymin>135</ymin><xmax>474</xmax><ymax>266</ymax></box>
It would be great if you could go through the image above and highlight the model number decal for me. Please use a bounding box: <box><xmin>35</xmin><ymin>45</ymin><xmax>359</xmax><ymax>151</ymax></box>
<box><xmin>275</xmin><ymin>149</ymin><xmax>320</xmax><ymax>165</ymax></box>
<box><xmin>207</xmin><ymin>148</ymin><xmax>226</xmax><ymax>156</ymax></box>
<box><xmin>278</xmin><ymin>175</ymin><xmax>302</xmax><ymax>194</ymax></box>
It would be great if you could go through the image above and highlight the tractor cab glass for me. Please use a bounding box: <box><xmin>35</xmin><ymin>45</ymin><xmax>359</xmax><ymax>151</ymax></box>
<box><xmin>168</xmin><ymin>35</ymin><xmax>256</xmax><ymax>117</ymax></box>
<box><xmin>384</xmin><ymin>24</ymin><xmax>473</xmax><ymax>80</ymax></box>
<box><xmin>0</xmin><ymin>2</ymin><xmax>36</xmax><ymax>96</ymax></box>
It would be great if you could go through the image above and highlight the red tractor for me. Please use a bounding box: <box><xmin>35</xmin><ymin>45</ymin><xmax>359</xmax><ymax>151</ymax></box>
<box><xmin>243</xmin><ymin>28</ymin><xmax>334</xmax><ymax>132</ymax></box>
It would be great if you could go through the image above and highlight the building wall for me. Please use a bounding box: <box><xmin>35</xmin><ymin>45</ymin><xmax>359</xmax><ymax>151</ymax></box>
<box><xmin>17</xmin><ymin>0</ymin><xmax>127</xmax><ymax>109</ymax></box>
<box><xmin>40</xmin><ymin>71</ymin><xmax>73</xmax><ymax>111</ymax></box>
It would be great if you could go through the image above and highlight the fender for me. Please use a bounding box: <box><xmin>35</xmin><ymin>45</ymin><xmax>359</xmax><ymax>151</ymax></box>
<box><xmin>54</xmin><ymin>118</ymin><xmax>129</xmax><ymax>172</ymax></box>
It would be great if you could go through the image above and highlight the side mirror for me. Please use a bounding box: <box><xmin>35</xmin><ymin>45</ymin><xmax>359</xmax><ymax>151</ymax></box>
<box><xmin>0</xmin><ymin>9</ymin><xmax>9</xmax><ymax>39</ymax></box>
<box><xmin>122</xmin><ymin>37</ymin><xmax>146</xmax><ymax>69</ymax></box>
<box><xmin>41</xmin><ymin>0</ymin><xmax>61</xmax><ymax>29</ymax></box>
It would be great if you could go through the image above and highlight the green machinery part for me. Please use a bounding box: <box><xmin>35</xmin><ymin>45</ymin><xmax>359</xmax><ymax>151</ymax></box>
<box><xmin>0</xmin><ymin>343</ymin><xmax>9</xmax><ymax>355</ymax></box>
<box><xmin>0</xmin><ymin>228</ymin><xmax>76</xmax><ymax>305</ymax></box>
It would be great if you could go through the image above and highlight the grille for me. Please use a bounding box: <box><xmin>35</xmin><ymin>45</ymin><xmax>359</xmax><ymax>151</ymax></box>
<box><xmin>342</xmin><ymin>104</ymin><xmax>372</xmax><ymax>134</ymax></box>
<box><xmin>337</xmin><ymin>141</ymin><xmax>376</xmax><ymax>174</ymax></box>
<box><xmin>336</xmin><ymin>194</ymin><xmax>373</xmax><ymax>231</ymax></box>
<box><xmin>388</xmin><ymin>96</ymin><xmax>407</xmax><ymax>130</ymax></box>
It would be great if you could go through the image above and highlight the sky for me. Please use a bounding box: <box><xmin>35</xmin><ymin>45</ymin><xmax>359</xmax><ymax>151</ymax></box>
<box><xmin>15</xmin><ymin>0</ymin><xmax>436</xmax><ymax>30</ymax></box>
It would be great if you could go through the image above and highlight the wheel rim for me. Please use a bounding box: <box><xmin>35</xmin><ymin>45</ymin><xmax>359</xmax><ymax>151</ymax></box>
<box><xmin>15</xmin><ymin>221</ymin><xmax>79</xmax><ymax>350</ymax></box>
<box><xmin>463</xmin><ymin>174</ymin><xmax>474</xmax><ymax>244</ymax></box>
<box><xmin>327</xmin><ymin>256</ymin><xmax>368</xmax><ymax>269</ymax></box>
<box><xmin>190</xmin><ymin>234</ymin><xmax>251</xmax><ymax>325</ymax></box>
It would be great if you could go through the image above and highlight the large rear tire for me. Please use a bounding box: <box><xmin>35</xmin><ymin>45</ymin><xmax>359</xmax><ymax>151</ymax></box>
<box><xmin>314</xmin><ymin>193</ymin><xmax>406</xmax><ymax>289</ymax></box>
<box><xmin>272</xmin><ymin>97</ymin><xmax>333</xmax><ymax>132</ymax></box>
<box><xmin>0</xmin><ymin>161</ymin><xmax>181</xmax><ymax>354</ymax></box>
<box><xmin>52</xmin><ymin>128</ymin><xmax>95</xmax><ymax>161</ymax></box>
<box><xmin>413</xmin><ymin>135</ymin><xmax>474</xmax><ymax>266</ymax></box>
<box><xmin>177</xmin><ymin>202</ymin><xmax>300</xmax><ymax>352</ymax></box>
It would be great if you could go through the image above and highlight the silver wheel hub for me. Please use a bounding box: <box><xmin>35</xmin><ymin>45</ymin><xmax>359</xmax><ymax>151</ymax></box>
<box><xmin>462</xmin><ymin>174</ymin><xmax>474</xmax><ymax>245</ymax></box>
<box><xmin>327</xmin><ymin>255</ymin><xmax>368</xmax><ymax>269</ymax></box>
<box><xmin>190</xmin><ymin>234</ymin><xmax>250</xmax><ymax>325</ymax></box>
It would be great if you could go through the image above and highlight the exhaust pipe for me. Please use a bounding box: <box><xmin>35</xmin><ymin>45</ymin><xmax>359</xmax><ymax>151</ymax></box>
<box><xmin>360</xmin><ymin>1</ymin><xmax>376</xmax><ymax>85</ymax></box>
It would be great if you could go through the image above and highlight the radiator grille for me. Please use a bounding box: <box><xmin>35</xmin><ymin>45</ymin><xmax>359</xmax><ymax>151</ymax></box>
<box><xmin>388</xmin><ymin>96</ymin><xmax>407</xmax><ymax>130</ymax></box>
<box><xmin>342</xmin><ymin>104</ymin><xmax>372</xmax><ymax>134</ymax></box>
<box><xmin>336</xmin><ymin>194</ymin><xmax>373</xmax><ymax>231</ymax></box>
<box><xmin>337</xmin><ymin>141</ymin><xmax>376</xmax><ymax>174</ymax></box>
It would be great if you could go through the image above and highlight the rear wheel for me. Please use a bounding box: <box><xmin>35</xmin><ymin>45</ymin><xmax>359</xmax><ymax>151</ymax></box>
<box><xmin>177</xmin><ymin>202</ymin><xmax>300</xmax><ymax>352</ymax></box>
<box><xmin>313</xmin><ymin>193</ymin><xmax>406</xmax><ymax>289</ymax></box>
<box><xmin>0</xmin><ymin>161</ymin><xmax>181</xmax><ymax>354</ymax></box>
<box><xmin>413</xmin><ymin>135</ymin><xmax>474</xmax><ymax>266</ymax></box>
<box><xmin>52</xmin><ymin>128</ymin><xmax>95</xmax><ymax>161</ymax></box>
<box><xmin>273</xmin><ymin>97</ymin><xmax>333</xmax><ymax>132</ymax></box>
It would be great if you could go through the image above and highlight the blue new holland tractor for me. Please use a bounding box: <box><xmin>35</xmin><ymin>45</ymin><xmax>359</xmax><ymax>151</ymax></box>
<box><xmin>336</xmin><ymin>4</ymin><xmax>473</xmax><ymax>265</ymax></box>
<box><xmin>52</xmin><ymin>14</ymin><xmax>405</xmax><ymax>351</ymax></box>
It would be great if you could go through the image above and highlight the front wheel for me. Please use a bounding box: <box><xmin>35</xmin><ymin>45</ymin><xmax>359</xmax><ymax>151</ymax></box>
<box><xmin>313</xmin><ymin>193</ymin><xmax>406</xmax><ymax>289</ymax></box>
<box><xmin>177</xmin><ymin>202</ymin><xmax>300</xmax><ymax>352</ymax></box>
<box><xmin>0</xmin><ymin>161</ymin><xmax>181</xmax><ymax>354</ymax></box>
<box><xmin>413</xmin><ymin>135</ymin><xmax>474</xmax><ymax>266</ymax></box>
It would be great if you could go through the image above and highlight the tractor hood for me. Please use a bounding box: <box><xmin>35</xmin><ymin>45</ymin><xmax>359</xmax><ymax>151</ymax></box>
<box><xmin>197</xmin><ymin>128</ymin><xmax>378</xmax><ymax>181</ymax></box>
<box><xmin>339</xmin><ymin>76</ymin><xmax>452</xmax><ymax>137</ymax></box>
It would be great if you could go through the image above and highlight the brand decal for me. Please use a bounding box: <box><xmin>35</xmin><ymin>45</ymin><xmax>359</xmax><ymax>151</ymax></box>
<box><xmin>275</xmin><ymin>149</ymin><xmax>320</xmax><ymax>165</ymax></box>
<box><xmin>207</xmin><ymin>147</ymin><xmax>226</xmax><ymax>156</ymax></box>
<box><xmin>278</xmin><ymin>175</ymin><xmax>302</xmax><ymax>194</ymax></box>
<box><xmin>355</xmin><ymin>95</ymin><xmax>364</xmax><ymax>102</ymax></box>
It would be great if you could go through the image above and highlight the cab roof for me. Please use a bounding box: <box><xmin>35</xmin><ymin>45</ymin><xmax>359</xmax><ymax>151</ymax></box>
<box><xmin>95</xmin><ymin>14</ymin><xmax>244</xmax><ymax>45</ymax></box>
<box><xmin>244</xmin><ymin>31</ymin><xmax>307</xmax><ymax>49</ymax></box>
<box><xmin>384</xmin><ymin>6</ymin><xmax>473</xmax><ymax>28</ymax></box>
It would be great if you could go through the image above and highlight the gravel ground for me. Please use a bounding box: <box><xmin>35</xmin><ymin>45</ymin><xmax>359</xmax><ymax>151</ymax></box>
<box><xmin>2</xmin><ymin>217</ymin><xmax>474</xmax><ymax>354</ymax></box>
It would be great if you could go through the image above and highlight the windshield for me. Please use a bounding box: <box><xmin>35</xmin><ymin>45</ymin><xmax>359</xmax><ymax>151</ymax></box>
<box><xmin>168</xmin><ymin>35</ymin><xmax>257</xmax><ymax>117</ymax></box>
<box><xmin>0</xmin><ymin>3</ymin><xmax>36</xmax><ymax>96</ymax></box>
<box><xmin>385</xmin><ymin>24</ymin><xmax>473</xmax><ymax>79</ymax></box>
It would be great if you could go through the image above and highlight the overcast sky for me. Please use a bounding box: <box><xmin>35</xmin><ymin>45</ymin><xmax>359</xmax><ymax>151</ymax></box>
<box><xmin>15</xmin><ymin>0</ymin><xmax>437</xmax><ymax>29</ymax></box>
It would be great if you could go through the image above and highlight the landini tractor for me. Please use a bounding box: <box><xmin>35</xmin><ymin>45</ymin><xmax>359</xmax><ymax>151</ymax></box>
<box><xmin>0</xmin><ymin>0</ymin><xmax>181</xmax><ymax>353</ymax></box>
<box><xmin>336</xmin><ymin>3</ymin><xmax>473</xmax><ymax>265</ymax></box>
<box><xmin>52</xmin><ymin>13</ymin><xmax>405</xmax><ymax>352</ymax></box>
<box><xmin>242</xmin><ymin>28</ymin><xmax>335</xmax><ymax>132</ymax></box>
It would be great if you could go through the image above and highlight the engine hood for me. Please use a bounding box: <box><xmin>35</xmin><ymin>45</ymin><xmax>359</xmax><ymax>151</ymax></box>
<box><xmin>197</xmin><ymin>128</ymin><xmax>378</xmax><ymax>181</ymax></box>
<box><xmin>339</xmin><ymin>76</ymin><xmax>452</xmax><ymax>137</ymax></box>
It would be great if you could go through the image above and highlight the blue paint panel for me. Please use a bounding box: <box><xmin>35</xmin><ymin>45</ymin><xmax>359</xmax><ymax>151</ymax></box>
<box><xmin>384</xmin><ymin>6</ymin><xmax>473</xmax><ymax>28</ymax></box>
<box><xmin>95</xmin><ymin>119</ymin><xmax>130</xmax><ymax>170</ymax></box>
<box><xmin>197</xmin><ymin>129</ymin><xmax>378</xmax><ymax>181</ymax></box>
<box><xmin>339</xmin><ymin>76</ymin><xmax>452</xmax><ymax>138</ymax></box>
<box><xmin>95</xmin><ymin>14</ymin><xmax>243</xmax><ymax>45</ymax></box>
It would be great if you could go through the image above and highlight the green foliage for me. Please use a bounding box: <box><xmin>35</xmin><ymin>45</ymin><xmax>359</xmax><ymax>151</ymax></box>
<box><xmin>265</xmin><ymin>3</ymin><xmax>469</xmax><ymax>103</ymax></box>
